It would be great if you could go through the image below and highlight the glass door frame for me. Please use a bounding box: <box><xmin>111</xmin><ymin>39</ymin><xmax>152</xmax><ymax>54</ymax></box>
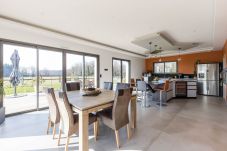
<box><xmin>64</xmin><ymin>51</ymin><xmax>99</xmax><ymax>89</ymax></box>
<box><xmin>1</xmin><ymin>41</ymin><xmax>40</xmax><ymax>116</ymax></box>
<box><xmin>112</xmin><ymin>57</ymin><xmax>131</xmax><ymax>84</ymax></box>
<box><xmin>0</xmin><ymin>39</ymin><xmax>100</xmax><ymax>117</ymax></box>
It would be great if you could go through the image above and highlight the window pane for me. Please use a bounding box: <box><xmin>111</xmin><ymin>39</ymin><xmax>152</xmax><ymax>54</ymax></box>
<box><xmin>85</xmin><ymin>56</ymin><xmax>97</xmax><ymax>88</ymax></box>
<box><xmin>154</xmin><ymin>63</ymin><xmax>164</xmax><ymax>73</ymax></box>
<box><xmin>165</xmin><ymin>62</ymin><xmax>177</xmax><ymax>73</ymax></box>
<box><xmin>3</xmin><ymin>44</ymin><xmax>37</xmax><ymax>114</ymax></box>
<box><xmin>122</xmin><ymin>61</ymin><xmax>129</xmax><ymax>83</ymax></box>
<box><xmin>39</xmin><ymin>49</ymin><xmax>62</xmax><ymax>108</ymax></box>
<box><xmin>66</xmin><ymin>54</ymin><xmax>83</xmax><ymax>88</ymax></box>
<box><xmin>113</xmin><ymin>59</ymin><xmax>121</xmax><ymax>89</ymax></box>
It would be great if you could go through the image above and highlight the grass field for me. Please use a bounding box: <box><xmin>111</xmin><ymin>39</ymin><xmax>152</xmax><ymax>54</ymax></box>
<box><xmin>3</xmin><ymin>77</ymin><xmax>61</xmax><ymax>95</ymax></box>
<box><xmin>3</xmin><ymin>76</ymin><xmax>95</xmax><ymax>95</ymax></box>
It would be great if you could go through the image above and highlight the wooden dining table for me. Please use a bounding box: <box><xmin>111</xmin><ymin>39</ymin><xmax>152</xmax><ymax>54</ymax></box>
<box><xmin>67</xmin><ymin>89</ymin><xmax>137</xmax><ymax>151</ymax></box>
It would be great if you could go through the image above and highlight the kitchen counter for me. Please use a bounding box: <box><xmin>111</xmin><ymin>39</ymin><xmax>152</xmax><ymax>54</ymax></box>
<box><xmin>171</xmin><ymin>78</ymin><xmax>197</xmax><ymax>82</ymax></box>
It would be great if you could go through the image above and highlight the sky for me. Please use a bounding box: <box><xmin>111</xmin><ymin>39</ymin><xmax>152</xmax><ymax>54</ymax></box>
<box><xmin>3</xmin><ymin>44</ymin><xmax>97</xmax><ymax>70</ymax></box>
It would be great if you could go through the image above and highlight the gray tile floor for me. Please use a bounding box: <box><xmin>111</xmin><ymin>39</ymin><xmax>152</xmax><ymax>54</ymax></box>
<box><xmin>0</xmin><ymin>95</ymin><xmax>227</xmax><ymax>151</ymax></box>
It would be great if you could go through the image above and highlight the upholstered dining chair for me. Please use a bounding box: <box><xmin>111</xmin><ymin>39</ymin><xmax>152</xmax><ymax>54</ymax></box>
<box><xmin>44</xmin><ymin>87</ymin><xmax>60</xmax><ymax>139</ymax></box>
<box><xmin>99</xmin><ymin>88</ymin><xmax>132</xmax><ymax>148</ymax></box>
<box><xmin>65</xmin><ymin>82</ymin><xmax>80</xmax><ymax>91</ymax></box>
<box><xmin>130</xmin><ymin>78</ymin><xmax>136</xmax><ymax>87</ymax></box>
<box><xmin>103</xmin><ymin>82</ymin><xmax>113</xmax><ymax>90</ymax></box>
<box><xmin>56</xmin><ymin>91</ymin><xmax>98</xmax><ymax>151</ymax></box>
<box><xmin>115</xmin><ymin>82</ymin><xmax>130</xmax><ymax>90</ymax></box>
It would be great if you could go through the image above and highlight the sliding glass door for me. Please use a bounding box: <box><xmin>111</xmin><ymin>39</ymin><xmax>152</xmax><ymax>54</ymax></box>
<box><xmin>66</xmin><ymin>54</ymin><xmax>83</xmax><ymax>87</ymax></box>
<box><xmin>122</xmin><ymin>60</ymin><xmax>130</xmax><ymax>83</ymax></box>
<box><xmin>1</xmin><ymin>41</ymin><xmax>99</xmax><ymax>115</ymax></box>
<box><xmin>3</xmin><ymin>44</ymin><xmax>37</xmax><ymax>114</ymax></box>
<box><xmin>112</xmin><ymin>58</ymin><xmax>130</xmax><ymax>89</ymax></box>
<box><xmin>38</xmin><ymin>49</ymin><xmax>62</xmax><ymax>108</ymax></box>
<box><xmin>85</xmin><ymin>56</ymin><xmax>97</xmax><ymax>88</ymax></box>
<box><xmin>66</xmin><ymin>53</ymin><xmax>98</xmax><ymax>89</ymax></box>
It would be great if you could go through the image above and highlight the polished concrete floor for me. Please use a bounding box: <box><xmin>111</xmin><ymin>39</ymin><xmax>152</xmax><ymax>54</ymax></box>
<box><xmin>0</xmin><ymin>95</ymin><xmax>227</xmax><ymax>151</ymax></box>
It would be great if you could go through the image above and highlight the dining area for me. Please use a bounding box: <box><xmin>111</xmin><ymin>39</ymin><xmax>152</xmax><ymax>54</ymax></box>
<box><xmin>1</xmin><ymin>79</ymin><xmax>227</xmax><ymax>151</ymax></box>
<box><xmin>45</xmin><ymin>82</ymin><xmax>137</xmax><ymax>151</ymax></box>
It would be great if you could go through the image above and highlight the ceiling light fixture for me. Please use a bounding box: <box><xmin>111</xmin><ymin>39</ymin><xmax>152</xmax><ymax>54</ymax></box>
<box><xmin>177</xmin><ymin>48</ymin><xmax>182</xmax><ymax>62</ymax></box>
<box><xmin>154</xmin><ymin>45</ymin><xmax>162</xmax><ymax>62</ymax></box>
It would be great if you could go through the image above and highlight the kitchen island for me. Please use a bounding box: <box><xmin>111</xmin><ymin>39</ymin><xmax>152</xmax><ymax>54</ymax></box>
<box><xmin>171</xmin><ymin>79</ymin><xmax>197</xmax><ymax>98</ymax></box>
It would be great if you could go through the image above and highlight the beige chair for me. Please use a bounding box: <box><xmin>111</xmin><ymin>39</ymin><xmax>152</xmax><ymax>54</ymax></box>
<box><xmin>56</xmin><ymin>91</ymin><xmax>98</xmax><ymax>151</ymax></box>
<box><xmin>99</xmin><ymin>88</ymin><xmax>132</xmax><ymax>148</ymax></box>
<box><xmin>103</xmin><ymin>82</ymin><xmax>113</xmax><ymax>90</ymax></box>
<box><xmin>44</xmin><ymin>88</ymin><xmax>60</xmax><ymax>139</ymax></box>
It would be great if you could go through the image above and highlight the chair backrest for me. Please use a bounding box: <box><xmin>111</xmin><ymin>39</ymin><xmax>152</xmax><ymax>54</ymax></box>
<box><xmin>137</xmin><ymin>81</ymin><xmax>147</xmax><ymax>91</ymax></box>
<box><xmin>116</xmin><ymin>83</ymin><xmax>130</xmax><ymax>90</ymax></box>
<box><xmin>163</xmin><ymin>80</ymin><xmax>170</xmax><ymax>91</ymax></box>
<box><xmin>65</xmin><ymin>82</ymin><xmax>80</xmax><ymax>91</ymax></box>
<box><xmin>44</xmin><ymin>88</ymin><xmax>60</xmax><ymax>124</ymax></box>
<box><xmin>103</xmin><ymin>82</ymin><xmax>113</xmax><ymax>90</ymax></box>
<box><xmin>130</xmin><ymin>78</ymin><xmax>135</xmax><ymax>87</ymax></box>
<box><xmin>112</xmin><ymin>88</ymin><xmax>132</xmax><ymax>130</ymax></box>
<box><xmin>56</xmin><ymin>91</ymin><xmax>76</xmax><ymax>135</ymax></box>
<box><xmin>136</xmin><ymin>79</ymin><xmax>141</xmax><ymax>83</ymax></box>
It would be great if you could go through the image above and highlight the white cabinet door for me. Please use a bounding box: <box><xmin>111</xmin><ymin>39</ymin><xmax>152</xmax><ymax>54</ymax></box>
<box><xmin>187</xmin><ymin>90</ymin><xmax>197</xmax><ymax>97</ymax></box>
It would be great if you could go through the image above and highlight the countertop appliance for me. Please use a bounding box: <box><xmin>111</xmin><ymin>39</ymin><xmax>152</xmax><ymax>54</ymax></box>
<box><xmin>197</xmin><ymin>63</ymin><xmax>220</xmax><ymax>96</ymax></box>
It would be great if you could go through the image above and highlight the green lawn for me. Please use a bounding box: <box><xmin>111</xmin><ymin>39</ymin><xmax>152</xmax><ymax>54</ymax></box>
<box><xmin>3</xmin><ymin>76</ymin><xmax>95</xmax><ymax>95</ymax></box>
<box><xmin>3</xmin><ymin>77</ymin><xmax>62</xmax><ymax>95</ymax></box>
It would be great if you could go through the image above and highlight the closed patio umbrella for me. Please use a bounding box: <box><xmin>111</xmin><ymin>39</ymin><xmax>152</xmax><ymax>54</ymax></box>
<box><xmin>9</xmin><ymin>49</ymin><xmax>21</xmax><ymax>96</ymax></box>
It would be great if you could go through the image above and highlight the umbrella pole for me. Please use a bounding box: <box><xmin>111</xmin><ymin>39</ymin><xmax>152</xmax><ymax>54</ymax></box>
<box><xmin>14</xmin><ymin>86</ymin><xmax>17</xmax><ymax>96</ymax></box>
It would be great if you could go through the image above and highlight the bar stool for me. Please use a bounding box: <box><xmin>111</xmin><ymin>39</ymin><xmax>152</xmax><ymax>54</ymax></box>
<box><xmin>137</xmin><ymin>81</ymin><xmax>151</xmax><ymax>107</ymax></box>
<box><xmin>155</xmin><ymin>80</ymin><xmax>169</xmax><ymax>107</ymax></box>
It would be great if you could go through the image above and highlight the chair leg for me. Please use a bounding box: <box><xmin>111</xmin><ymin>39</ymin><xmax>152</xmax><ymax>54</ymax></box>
<box><xmin>46</xmin><ymin>117</ymin><xmax>51</xmax><ymax>134</ymax></box>
<box><xmin>94</xmin><ymin>121</ymin><xmax>98</xmax><ymax>141</ymax></box>
<box><xmin>53</xmin><ymin>124</ymin><xmax>56</xmax><ymax>139</ymax></box>
<box><xmin>58</xmin><ymin>130</ymin><xmax>62</xmax><ymax>146</ymax></box>
<box><xmin>114</xmin><ymin>130</ymin><xmax>120</xmax><ymax>149</ymax></box>
<box><xmin>96</xmin><ymin>120</ymin><xmax>99</xmax><ymax>135</ymax></box>
<box><xmin>126</xmin><ymin>124</ymin><xmax>131</xmax><ymax>139</ymax></box>
<box><xmin>65</xmin><ymin>136</ymin><xmax>70</xmax><ymax>151</ymax></box>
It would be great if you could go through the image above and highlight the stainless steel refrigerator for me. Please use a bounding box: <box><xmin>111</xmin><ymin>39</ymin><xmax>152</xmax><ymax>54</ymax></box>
<box><xmin>197</xmin><ymin>63</ymin><xmax>219</xmax><ymax>96</ymax></box>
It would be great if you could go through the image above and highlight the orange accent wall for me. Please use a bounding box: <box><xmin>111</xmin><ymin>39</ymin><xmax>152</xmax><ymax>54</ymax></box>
<box><xmin>223</xmin><ymin>41</ymin><xmax>227</xmax><ymax>68</ymax></box>
<box><xmin>145</xmin><ymin>50</ymin><xmax>223</xmax><ymax>74</ymax></box>
<box><xmin>222</xmin><ymin>41</ymin><xmax>227</xmax><ymax>102</ymax></box>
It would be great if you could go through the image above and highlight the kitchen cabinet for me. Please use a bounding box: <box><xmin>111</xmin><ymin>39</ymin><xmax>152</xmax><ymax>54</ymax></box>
<box><xmin>172</xmin><ymin>79</ymin><xmax>197</xmax><ymax>98</ymax></box>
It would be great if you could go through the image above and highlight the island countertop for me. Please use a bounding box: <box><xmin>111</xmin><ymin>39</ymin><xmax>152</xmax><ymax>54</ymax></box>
<box><xmin>171</xmin><ymin>78</ymin><xmax>197</xmax><ymax>82</ymax></box>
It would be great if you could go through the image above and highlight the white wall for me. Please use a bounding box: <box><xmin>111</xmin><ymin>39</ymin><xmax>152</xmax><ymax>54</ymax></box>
<box><xmin>0</xmin><ymin>18</ymin><xmax>145</xmax><ymax>88</ymax></box>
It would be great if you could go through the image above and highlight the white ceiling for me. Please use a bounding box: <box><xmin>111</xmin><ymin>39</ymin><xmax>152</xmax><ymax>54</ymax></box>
<box><xmin>0</xmin><ymin>0</ymin><xmax>227</xmax><ymax>56</ymax></box>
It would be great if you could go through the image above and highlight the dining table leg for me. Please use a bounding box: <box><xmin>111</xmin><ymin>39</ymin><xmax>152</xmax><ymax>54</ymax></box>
<box><xmin>79</xmin><ymin>110</ymin><xmax>89</xmax><ymax>151</ymax></box>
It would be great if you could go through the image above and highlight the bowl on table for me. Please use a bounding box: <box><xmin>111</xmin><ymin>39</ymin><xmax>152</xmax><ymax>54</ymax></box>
<box><xmin>82</xmin><ymin>88</ymin><xmax>101</xmax><ymax>96</ymax></box>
